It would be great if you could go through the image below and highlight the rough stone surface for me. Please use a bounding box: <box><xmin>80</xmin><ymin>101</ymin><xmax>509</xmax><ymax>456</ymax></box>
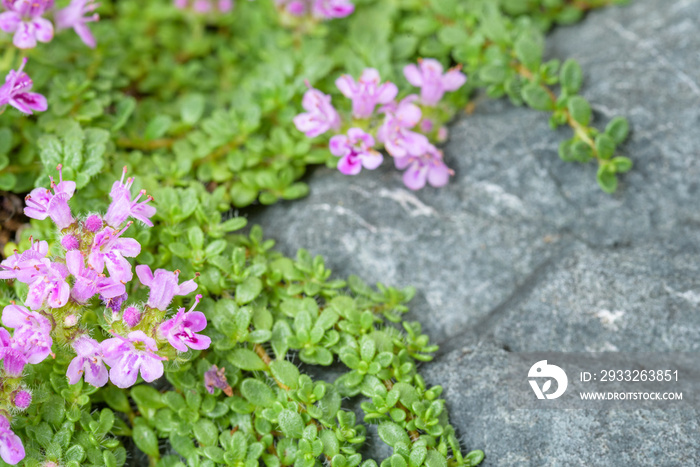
<box><xmin>249</xmin><ymin>0</ymin><xmax>700</xmax><ymax>464</ymax></box>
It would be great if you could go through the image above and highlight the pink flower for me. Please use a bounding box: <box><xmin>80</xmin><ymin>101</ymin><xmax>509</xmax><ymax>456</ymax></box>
<box><xmin>311</xmin><ymin>0</ymin><xmax>353</xmax><ymax>19</ymax></box>
<box><xmin>377</xmin><ymin>96</ymin><xmax>430</xmax><ymax>159</ymax></box>
<box><xmin>0</xmin><ymin>0</ymin><xmax>54</xmax><ymax>49</ymax></box>
<box><xmin>293</xmin><ymin>85</ymin><xmax>341</xmax><ymax>138</ymax></box>
<box><xmin>101</xmin><ymin>331</ymin><xmax>165</xmax><ymax>388</ymax></box>
<box><xmin>54</xmin><ymin>0</ymin><xmax>100</xmax><ymax>49</ymax></box>
<box><xmin>0</xmin><ymin>238</ymin><xmax>48</xmax><ymax>280</ymax></box>
<box><xmin>23</xmin><ymin>165</ymin><xmax>76</xmax><ymax>229</ymax></box>
<box><xmin>104</xmin><ymin>167</ymin><xmax>156</xmax><ymax>228</ymax></box>
<box><xmin>336</xmin><ymin>68</ymin><xmax>397</xmax><ymax>119</ymax></box>
<box><xmin>87</xmin><ymin>224</ymin><xmax>141</xmax><ymax>282</ymax></box>
<box><xmin>136</xmin><ymin>265</ymin><xmax>198</xmax><ymax>311</ymax></box>
<box><xmin>394</xmin><ymin>144</ymin><xmax>452</xmax><ymax>191</ymax></box>
<box><xmin>19</xmin><ymin>260</ymin><xmax>70</xmax><ymax>310</ymax></box>
<box><xmin>66</xmin><ymin>250</ymin><xmax>126</xmax><ymax>303</ymax></box>
<box><xmin>158</xmin><ymin>294</ymin><xmax>211</xmax><ymax>352</ymax></box>
<box><xmin>1</xmin><ymin>304</ymin><xmax>53</xmax><ymax>364</ymax></box>
<box><xmin>329</xmin><ymin>128</ymin><xmax>383</xmax><ymax>175</ymax></box>
<box><xmin>0</xmin><ymin>58</ymin><xmax>47</xmax><ymax>114</ymax></box>
<box><xmin>403</xmin><ymin>59</ymin><xmax>466</xmax><ymax>106</ymax></box>
<box><xmin>66</xmin><ymin>336</ymin><xmax>108</xmax><ymax>387</ymax></box>
<box><xmin>0</xmin><ymin>415</ymin><xmax>24</xmax><ymax>465</ymax></box>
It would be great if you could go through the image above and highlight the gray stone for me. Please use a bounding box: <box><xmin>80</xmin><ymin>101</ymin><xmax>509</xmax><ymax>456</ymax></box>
<box><xmin>249</xmin><ymin>0</ymin><xmax>700</xmax><ymax>464</ymax></box>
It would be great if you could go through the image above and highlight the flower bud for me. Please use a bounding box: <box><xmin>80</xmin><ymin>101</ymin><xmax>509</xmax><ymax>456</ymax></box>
<box><xmin>64</xmin><ymin>314</ymin><xmax>78</xmax><ymax>328</ymax></box>
<box><xmin>13</xmin><ymin>390</ymin><xmax>31</xmax><ymax>410</ymax></box>
<box><xmin>84</xmin><ymin>214</ymin><xmax>103</xmax><ymax>232</ymax></box>
<box><xmin>420</xmin><ymin>119</ymin><xmax>434</xmax><ymax>133</ymax></box>
<box><xmin>60</xmin><ymin>234</ymin><xmax>80</xmax><ymax>250</ymax></box>
<box><xmin>122</xmin><ymin>306</ymin><xmax>141</xmax><ymax>327</ymax></box>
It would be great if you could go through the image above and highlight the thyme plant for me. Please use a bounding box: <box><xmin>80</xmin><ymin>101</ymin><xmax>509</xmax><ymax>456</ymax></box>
<box><xmin>0</xmin><ymin>0</ymin><xmax>634</xmax><ymax>465</ymax></box>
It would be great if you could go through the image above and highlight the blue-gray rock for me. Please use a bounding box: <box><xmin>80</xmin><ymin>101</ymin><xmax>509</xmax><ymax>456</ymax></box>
<box><xmin>249</xmin><ymin>0</ymin><xmax>700</xmax><ymax>464</ymax></box>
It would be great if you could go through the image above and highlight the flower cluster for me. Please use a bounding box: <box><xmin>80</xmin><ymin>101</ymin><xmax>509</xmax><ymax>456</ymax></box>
<box><xmin>173</xmin><ymin>0</ymin><xmax>234</xmax><ymax>13</ymax></box>
<box><xmin>293</xmin><ymin>59</ymin><xmax>466</xmax><ymax>190</ymax></box>
<box><xmin>0</xmin><ymin>166</ymin><xmax>210</xmax><ymax>465</ymax></box>
<box><xmin>0</xmin><ymin>0</ymin><xmax>100</xmax><ymax>49</ymax></box>
<box><xmin>275</xmin><ymin>0</ymin><xmax>354</xmax><ymax>20</ymax></box>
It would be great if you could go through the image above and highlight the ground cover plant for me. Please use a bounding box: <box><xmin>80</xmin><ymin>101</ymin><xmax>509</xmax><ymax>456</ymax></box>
<box><xmin>0</xmin><ymin>0</ymin><xmax>631</xmax><ymax>465</ymax></box>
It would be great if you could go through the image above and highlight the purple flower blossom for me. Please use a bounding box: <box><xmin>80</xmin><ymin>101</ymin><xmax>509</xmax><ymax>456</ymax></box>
<box><xmin>336</xmin><ymin>68</ymin><xmax>397</xmax><ymax>119</ymax></box>
<box><xmin>101</xmin><ymin>331</ymin><xmax>165</xmax><ymax>388</ymax></box>
<box><xmin>329</xmin><ymin>128</ymin><xmax>383</xmax><ymax>175</ymax></box>
<box><xmin>403</xmin><ymin>59</ymin><xmax>466</xmax><ymax>106</ymax></box>
<box><xmin>102</xmin><ymin>292</ymin><xmax>128</xmax><ymax>315</ymax></box>
<box><xmin>2</xmin><ymin>304</ymin><xmax>53</xmax><ymax>364</ymax></box>
<box><xmin>19</xmin><ymin>259</ymin><xmax>70</xmax><ymax>310</ymax></box>
<box><xmin>87</xmin><ymin>224</ymin><xmax>140</xmax><ymax>282</ymax></box>
<box><xmin>158</xmin><ymin>294</ymin><xmax>210</xmax><ymax>352</ymax></box>
<box><xmin>55</xmin><ymin>0</ymin><xmax>100</xmax><ymax>49</ymax></box>
<box><xmin>311</xmin><ymin>0</ymin><xmax>353</xmax><ymax>18</ymax></box>
<box><xmin>66</xmin><ymin>336</ymin><xmax>108</xmax><ymax>387</ymax></box>
<box><xmin>377</xmin><ymin>96</ymin><xmax>431</xmax><ymax>159</ymax></box>
<box><xmin>12</xmin><ymin>390</ymin><xmax>31</xmax><ymax>410</ymax></box>
<box><xmin>293</xmin><ymin>85</ymin><xmax>341</xmax><ymax>138</ymax></box>
<box><xmin>24</xmin><ymin>165</ymin><xmax>76</xmax><ymax>229</ymax></box>
<box><xmin>394</xmin><ymin>144</ymin><xmax>452</xmax><ymax>191</ymax></box>
<box><xmin>0</xmin><ymin>58</ymin><xmax>47</xmax><ymax>114</ymax></box>
<box><xmin>0</xmin><ymin>414</ymin><xmax>24</xmax><ymax>465</ymax></box>
<box><xmin>204</xmin><ymin>364</ymin><xmax>233</xmax><ymax>396</ymax></box>
<box><xmin>66</xmin><ymin>250</ymin><xmax>126</xmax><ymax>303</ymax></box>
<box><xmin>104</xmin><ymin>167</ymin><xmax>156</xmax><ymax>228</ymax></box>
<box><xmin>122</xmin><ymin>306</ymin><xmax>141</xmax><ymax>327</ymax></box>
<box><xmin>0</xmin><ymin>238</ymin><xmax>48</xmax><ymax>280</ymax></box>
<box><xmin>136</xmin><ymin>265</ymin><xmax>198</xmax><ymax>311</ymax></box>
<box><xmin>0</xmin><ymin>0</ymin><xmax>54</xmax><ymax>49</ymax></box>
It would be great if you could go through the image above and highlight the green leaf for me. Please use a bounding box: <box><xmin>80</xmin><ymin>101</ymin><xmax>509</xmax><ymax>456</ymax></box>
<box><xmin>180</xmin><ymin>94</ymin><xmax>206</xmax><ymax>125</ymax></box>
<box><xmin>278</xmin><ymin>410</ymin><xmax>304</xmax><ymax>438</ymax></box>
<box><xmin>377</xmin><ymin>422</ymin><xmax>410</xmax><ymax>448</ymax></box>
<box><xmin>424</xmin><ymin>451</ymin><xmax>447</xmax><ymax>467</ymax></box>
<box><xmin>112</xmin><ymin>97</ymin><xmax>136</xmax><ymax>131</ymax></box>
<box><xmin>479</xmin><ymin>64</ymin><xmax>508</xmax><ymax>84</ymax></box>
<box><xmin>465</xmin><ymin>450</ymin><xmax>485</xmax><ymax>467</ymax></box>
<box><xmin>228</xmin><ymin>348</ymin><xmax>267</xmax><ymax>371</ymax></box>
<box><xmin>133</xmin><ymin>424</ymin><xmax>159</xmax><ymax>457</ymax></box>
<box><xmin>559</xmin><ymin>59</ymin><xmax>583</xmax><ymax>94</ymax></box>
<box><xmin>145</xmin><ymin>115</ymin><xmax>173</xmax><ymax>141</ymax></box>
<box><xmin>514</xmin><ymin>33</ymin><xmax>543</xmax><ymax>72</ymax></box>
<box><xmin>0</xmin><ymin>127</ymin><xmax>12</xmax><ymax>155</ymax></box>
<box><xmin>221</xmin><ymin>217</ymin><xmax>247</xmax><ymax>232</ymax></box>
<box><xmin>240</xmin><ymin>379</ymin><xmax>276</xmax><ymax>407</ymax></box>
<box><xmin>521</xmin><ymin>83</ymin><xmax>554</xmax><ymax>111</ymax></box>
<box><xmin>236</xmin><ymin>277</ymin><xmax>263</xmax><ymax>305</ymax></box>
<box><xmin>596</xmin><ymin>165</ymin><xmax>618</xmax><ymax>193</ymax></box>
<box><xmin>0</xmin><ymin>172</ymin><xmax>16</xmax><ymax>190</ymax></box>
<box><xmin>193</xmin><ymin>419</ymin><xmax>218</xmax><ymax>446</ymax></box>
<box><xmin>611</xmin><ymin>156</ymin><xmax>633</xmax><ymax>173</ymax></box>
<box><xmin>269</xmin><ymin>360</ymin><xmax>300</xmax><ymax>389</ymax></box>
<box><xmin>605</xmin><ymin>116</ymin><xmax>630</xmax><ymax>144</ymax></box>
<box><xmin>567</xmin><ymin>96</ymin><xmax>592</xmax><ymax>126</ymax></box>
<box><xmin>594</xmin><ymin>134</ymin><xmax>616</xmax><ymax>160</ymax></box>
